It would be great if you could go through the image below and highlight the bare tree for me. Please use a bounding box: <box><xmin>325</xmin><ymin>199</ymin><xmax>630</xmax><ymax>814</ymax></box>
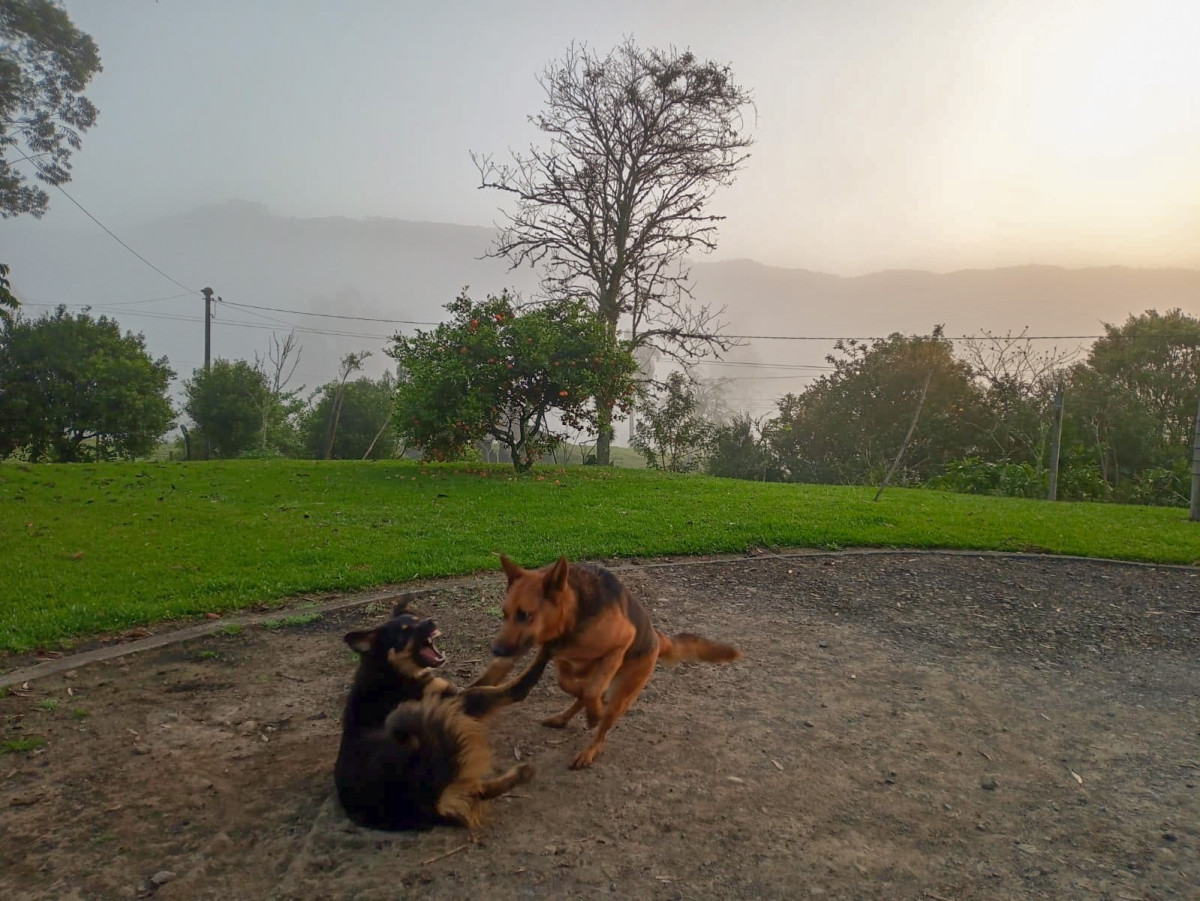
<box><xmin>252</xmin><ymin>330</ymin><xmax>303</xmax><ymax>452</ymax></box>
<box><xmin>959</xmin><ymin>328</ymin><xmax>1079</xmax><ymax>389</ymax></box>
<box><xmin>323</xmin><ymin>350</ymin><xmax>370</xmax><ymax>460</ymax></box>
<box><xmin>474</xmin><ymin>39</ymin><xmax>754</xmax><ymax>463</ymax></box>
<box><xmin>959</xmin><ymin>328</ymin><xmax>1079</xmax><ymax>466</ymax></box>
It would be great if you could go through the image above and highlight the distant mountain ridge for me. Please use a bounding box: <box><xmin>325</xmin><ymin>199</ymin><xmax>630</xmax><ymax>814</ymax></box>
<box><xmin>4</xmin><ymin>202</ymin><xmax>1198</xmax><ymax>411</ymax></box>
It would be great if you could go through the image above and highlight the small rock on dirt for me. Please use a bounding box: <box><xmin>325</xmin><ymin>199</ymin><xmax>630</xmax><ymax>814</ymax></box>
<box><xmin>981</xmin><ymin>775</ymin><xmax>999</xmax><ymax>791</ymax></box>
<box><xmin>150</xmin><ymin>870</ymin><xmax>175</xmax><ymax>885</ymax></box>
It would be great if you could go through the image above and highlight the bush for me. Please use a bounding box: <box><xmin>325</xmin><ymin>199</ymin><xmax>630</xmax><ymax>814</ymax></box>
<box><xmin>1054</xmin><ymin>461</ymin><xmax>1112</xmax><ymax>502</ymax></box>
<box><xmin>707</xmin><ymin>414</ymin><xmax>783</xmax><ymax>482</ymax></box>
<box><xmin>1113</xmin><ymin>460</ymin><xmax>1191</xmax><ymax>507</ymax></box>
<box><xmin>926</xmin><ymin>457</ymin><xmax>1043</xmax><ymax>498</ymax></box>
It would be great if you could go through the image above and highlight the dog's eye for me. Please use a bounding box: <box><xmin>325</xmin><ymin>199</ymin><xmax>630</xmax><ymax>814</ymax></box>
<box><xmin>514</xmin><ymin>609</ymin><xmax>530</xmax><ymax>624</ymax></box>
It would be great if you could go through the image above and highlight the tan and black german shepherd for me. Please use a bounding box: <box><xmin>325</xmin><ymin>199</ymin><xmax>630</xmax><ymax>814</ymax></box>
<box><xmin>480</xmin><ymin>556</ymin><xmax>741</xmax><ymax>770</ymax></box>
<box><xmin>335</xmin><ymin>595</ymin><xmax>550</xmax><ymax>830</ymax></box>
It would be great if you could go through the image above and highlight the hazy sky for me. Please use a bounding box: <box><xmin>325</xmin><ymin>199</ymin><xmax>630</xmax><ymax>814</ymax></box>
<box><xmin>7</xmin><ymin>0</ymin><xmax>1200</xmax><ymax>274</ymax></box>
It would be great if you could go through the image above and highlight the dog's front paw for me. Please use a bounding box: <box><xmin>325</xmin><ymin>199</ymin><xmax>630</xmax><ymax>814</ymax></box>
<box><xmin>569</xmin><ymin>747</ymin><xmax>599</xmax><ymax>770</ymax></box>
<box><xmin>515</xmin><ymin>763</ymin><xmax>537</xmax><ymax>785</ymax></box>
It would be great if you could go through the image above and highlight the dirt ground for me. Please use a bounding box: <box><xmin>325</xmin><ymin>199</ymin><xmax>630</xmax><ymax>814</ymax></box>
<box><xmin>2</xmin><ymin>552</ymin><xmax>1198</xmax><ymax>901</ymax></box>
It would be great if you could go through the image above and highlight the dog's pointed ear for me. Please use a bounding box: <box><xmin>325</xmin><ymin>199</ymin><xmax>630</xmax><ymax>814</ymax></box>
<box><xmin>344</xmin><ymin>630</ymin><xmax>376</xmax><ymax>654</ymax></box>
<box><xmin>543</xmin><ymin>556</ymin><xmax>570</xmax><ymax>595</ymax></box>
<box><xmin>500</xmin><ymin>554</ymin><xmax>523</xmax><ymax>585</ymax></box>
<box><xmin>391</xmin><ymin>594</ymin><xmax>416</xmax><ymax>618</ymax></box>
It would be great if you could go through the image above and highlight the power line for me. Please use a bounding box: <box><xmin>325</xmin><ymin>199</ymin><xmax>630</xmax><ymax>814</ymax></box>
<box><xmin>19</xmin><ymin>301</ymin><xmax>396</xmax><ymax>341</ymax></box>
<box><xmin>698</xmin><ymin>359</ymin><xmax>834</xmax><ymax>371</ymax></box>
<box><xmin>27</xmin><ymin>300</ymin><xmax>1200</xmax><ymax>350</ymax></box>
<box><xmin>9</xmin><ymin>149</ymin><xmax>198</xmax><ymax>295</ymax></box>
<box><xmin>715</xmin><ymin>332</ymin><xmax>1107</xmax><ymax>341</ymax></box>
<box><xmin>218</xmin><ymin>298</ymin><xmax>437</xmax><ymax>326</ymax></box>
<box><xmin>95</xmin><ymin>291</ymin><xmax>195</xmax><ymax>307</ymax></box>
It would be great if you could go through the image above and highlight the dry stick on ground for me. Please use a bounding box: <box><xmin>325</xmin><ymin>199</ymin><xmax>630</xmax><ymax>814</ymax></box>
<box><xmin>420</xmin><ymin>842</ymin><xmax>472</xmax><ymax>866</ymax></box>
<box><xmin>873</xmin><ymin>370</ymin><xmax>933</xmax><ymax>502</ymax></box>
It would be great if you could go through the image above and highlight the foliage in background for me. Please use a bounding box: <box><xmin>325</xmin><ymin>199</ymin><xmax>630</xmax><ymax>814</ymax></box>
<box><xmin>1062</xmin><ymin>309</ymin><xmax>1200</xmax><ymax>493</ymax></box>
<box><xmin>0</xmin><ymin>262</ymin><xmax>17</xmax><ymax>324</ymax></box>
<box><xmin>475</xmin><ymin>39</ymin><xmax>754</xmax><ymax>464</ymax></box>
<box><xmin>388</xmin><ymin>291</ymin><xmax>637</xmax><ymax>472</ymax></box>
<box><xmin>707</xmin><ymin>413</ymin><xmax>785</xmax><ymax>482</ymax></box>
<box><xmin>0</xmin><ymin>306</ymin><xmax>173</xmax><ymax>461</ymax></box>
<box><xmin>183</xmin><ymin>360</ymin><xmax>272</xmax><ymax>459</ymax></box>
<box><xmin>631</xmin><ymin>372</ymin><xmax>715</xmax><ymax>472</ymax></box>
<box><xmin>303</xmin><ymin>373</ymin><xmax>398</xmax><ymax>460</ymax></box>
<box><xmin>764</xmin><ymin>328</ymin><xmax>981</xmax><ymax>485</ymax></box>
<box><xmin>0</xmin><ymin>0</ymin><xmax>102</xmax><ymax>218</ymax></box>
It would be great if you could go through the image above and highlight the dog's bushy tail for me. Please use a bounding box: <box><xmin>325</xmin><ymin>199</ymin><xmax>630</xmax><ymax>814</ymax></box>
<box><xmin>656</xmin><ymin>631</ymin><xmax>742</xmax><ymax>665</ymax></box>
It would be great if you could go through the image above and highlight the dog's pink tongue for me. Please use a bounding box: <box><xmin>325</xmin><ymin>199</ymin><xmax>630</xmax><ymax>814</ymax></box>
<box><xmin>419</xmin><ymin>645</ymin><xmax>445</xmax><ymax>667</ymax></box>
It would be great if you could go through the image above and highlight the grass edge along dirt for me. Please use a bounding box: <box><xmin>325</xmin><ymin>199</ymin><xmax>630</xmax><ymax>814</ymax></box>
<box><xmin>1</xmin><ymin>458</ymin><xmax>1197</xmax><ymax>654</ymax></box>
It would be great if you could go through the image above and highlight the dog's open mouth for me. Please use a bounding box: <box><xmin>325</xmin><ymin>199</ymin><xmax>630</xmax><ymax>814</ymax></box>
<box><xmin>417</xmin><ymin>629</ymin><xmax>446</xmax><ymax>668</ymax></box>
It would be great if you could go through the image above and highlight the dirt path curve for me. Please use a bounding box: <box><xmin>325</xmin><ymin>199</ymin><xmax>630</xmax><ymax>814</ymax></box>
<box><xmin>2</xmin><ymin>552</ymin><xmax>1198</xmax><ymax>900</ymax></box>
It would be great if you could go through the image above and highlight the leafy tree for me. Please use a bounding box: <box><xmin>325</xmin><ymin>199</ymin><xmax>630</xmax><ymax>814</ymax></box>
<box><xmin>304</xmin><ymin>373</ymin><xmax>398</xmax><ymax>460</ymax></box>
<box><xmin>1083</xmin><ymin>309</ymin><xmax>1200</xmax><ymax>452</ymax></box>
<box><xmin>0</xmin><ymin>262</ymin><xmax>17</xmax><ymax>324</ymax></box>
<box><xmin>764</xmin><ymin>328</ymin><xmax>981</xmax><ymax>485</ymax></box>
<box><xmin>1061</xmin><ymin>361</ymin><xmax>1168</xmax><ymax>492</ymax></box>
<box><xmin>631</xmin><ymin>372</ymin><xmax>714</xmax><ymax>472</ymax></box>
<box><xmin>1046</xmin><ymin>310</ymin><xmax>1200</xmax><ymax>499</ymax></box>
<box><xmin>320</xmin><ymin>351</ymin><xmax>371</xmax><ymax>459</ymax></box>
<box><xmin>475</xmin><ymin>39</ymin><xmax>755</xmax><ymax>464</ymax></box>
<box><xmin>707</xmin><ymin>413</ymin><xmax>783</xmax><ymax>481</ymax></box>
<box><xmin>0</xmin><ymin>306</ymin><xmax>173</xmax><ymax>461</ymax></box>
<box><xmin>387</xmin><ymin>291</ymin><xmax>637</xmax><ymax>472</ymax></box>
<box><xmin>183</xmin><ymin>360</ymin><xmax>271</xmax><ymax>459</ymax></box>
<box><xmin>1</xmin><ymin>0</ymin><xmax>102</xmax><ymax>219</ymax></box>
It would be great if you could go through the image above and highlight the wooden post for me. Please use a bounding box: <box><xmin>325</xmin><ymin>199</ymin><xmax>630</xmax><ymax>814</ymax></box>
<box><xmin>201</xmin><ymin>287</ymin><xmax>214</xmax><ymax>460</ymax></box>
<box><xmin>874</xmin><ymin>370</ymin><xmax>932</xmax><ymax>502</ymax></box>
<box><xmin>362</xmin><ymin>410</ymin><xmax>393</xmax><ymax>460</ymax></box>
<box><xmin>1047</xmin><ymin>384</ymin><xmax>1065</xmax><ymax>501</ymax></box>
<box><xmin>1190</xmin><ymin>394</ymin><xmax>1200</xmax><ymax>522</ymax></box>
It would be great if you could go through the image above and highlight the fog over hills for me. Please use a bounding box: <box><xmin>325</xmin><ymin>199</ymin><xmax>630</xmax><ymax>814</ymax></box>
<box><xmin>6</xmin><ymin>202</ymin><xmax>1199</xmax><ymax>422</ymax></box>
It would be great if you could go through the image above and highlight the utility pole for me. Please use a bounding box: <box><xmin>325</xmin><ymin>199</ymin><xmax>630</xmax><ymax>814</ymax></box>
<box><xmin>1047</xmin><ymin>383</ymin><xmax>1065</xmax><ymax>502</ymax></box>
<box><xmin>201</xmin><ymin>287</ymin><xmax>214</xmax><ymax>371</ymax></box>
<box><xmin>201</xmin><ymin>288</ymin><xmax>214</xmax><ymax>460</ymax></box>
<box><xmin>1190</xmin><ymin>393</ymin><xmax>1200</xmax><ymax>522</ymax></box>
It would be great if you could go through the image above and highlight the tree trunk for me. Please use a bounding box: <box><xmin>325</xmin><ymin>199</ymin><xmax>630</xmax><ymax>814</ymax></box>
<box><xmin>323</xmin><ymin>389</ymin><xmax>345</xmax><ymax>460</ymax></box>
<box><xmin>595</xmin><ymin>402</ymin><xmax>614</xmax><ymax>465</ymax></box>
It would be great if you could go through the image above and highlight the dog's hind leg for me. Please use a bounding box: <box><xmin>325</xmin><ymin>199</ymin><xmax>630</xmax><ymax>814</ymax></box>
<box><xmin>579</xmin><ymin>645</ymin><xmax>628</xmax><ymax>729</ymax></box>
<box><xmin>570</xmin><ymin>650</ymin><xmax>657</xmax><ymax>770</ymax></box>
<box><xmin>477</xmin><ymin>763</ymin><xmax>536</xmax><ymax>800</ymax></box>
<box><xmin>542</xmin><ymin>697</ymin><xmax>584</xmax><ymax>728</ymax></box>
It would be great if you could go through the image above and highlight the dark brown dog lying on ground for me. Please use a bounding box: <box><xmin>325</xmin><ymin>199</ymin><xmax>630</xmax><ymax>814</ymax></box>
<box><xmin>478</xmin><ymin>556</ymin><xmax>742</xmax><ymax>770</ymax></box>
<box><xmin>335</xmin><ymin>595</ymin><xmax>550</xmax><ymax>830</ymax></box>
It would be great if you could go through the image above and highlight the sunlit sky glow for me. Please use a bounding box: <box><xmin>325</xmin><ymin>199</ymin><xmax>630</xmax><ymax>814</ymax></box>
<box><xmin>6</xmin><ymin>0</ymin><xmax>1200</xmax><ymax>275</ymax></box>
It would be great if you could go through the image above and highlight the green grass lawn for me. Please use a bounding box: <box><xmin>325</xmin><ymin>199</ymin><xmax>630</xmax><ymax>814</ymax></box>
<box><xmin>1</xmin><ymin>459</ymin><xmax>1196</xmax><ymax>654</ymax></box>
